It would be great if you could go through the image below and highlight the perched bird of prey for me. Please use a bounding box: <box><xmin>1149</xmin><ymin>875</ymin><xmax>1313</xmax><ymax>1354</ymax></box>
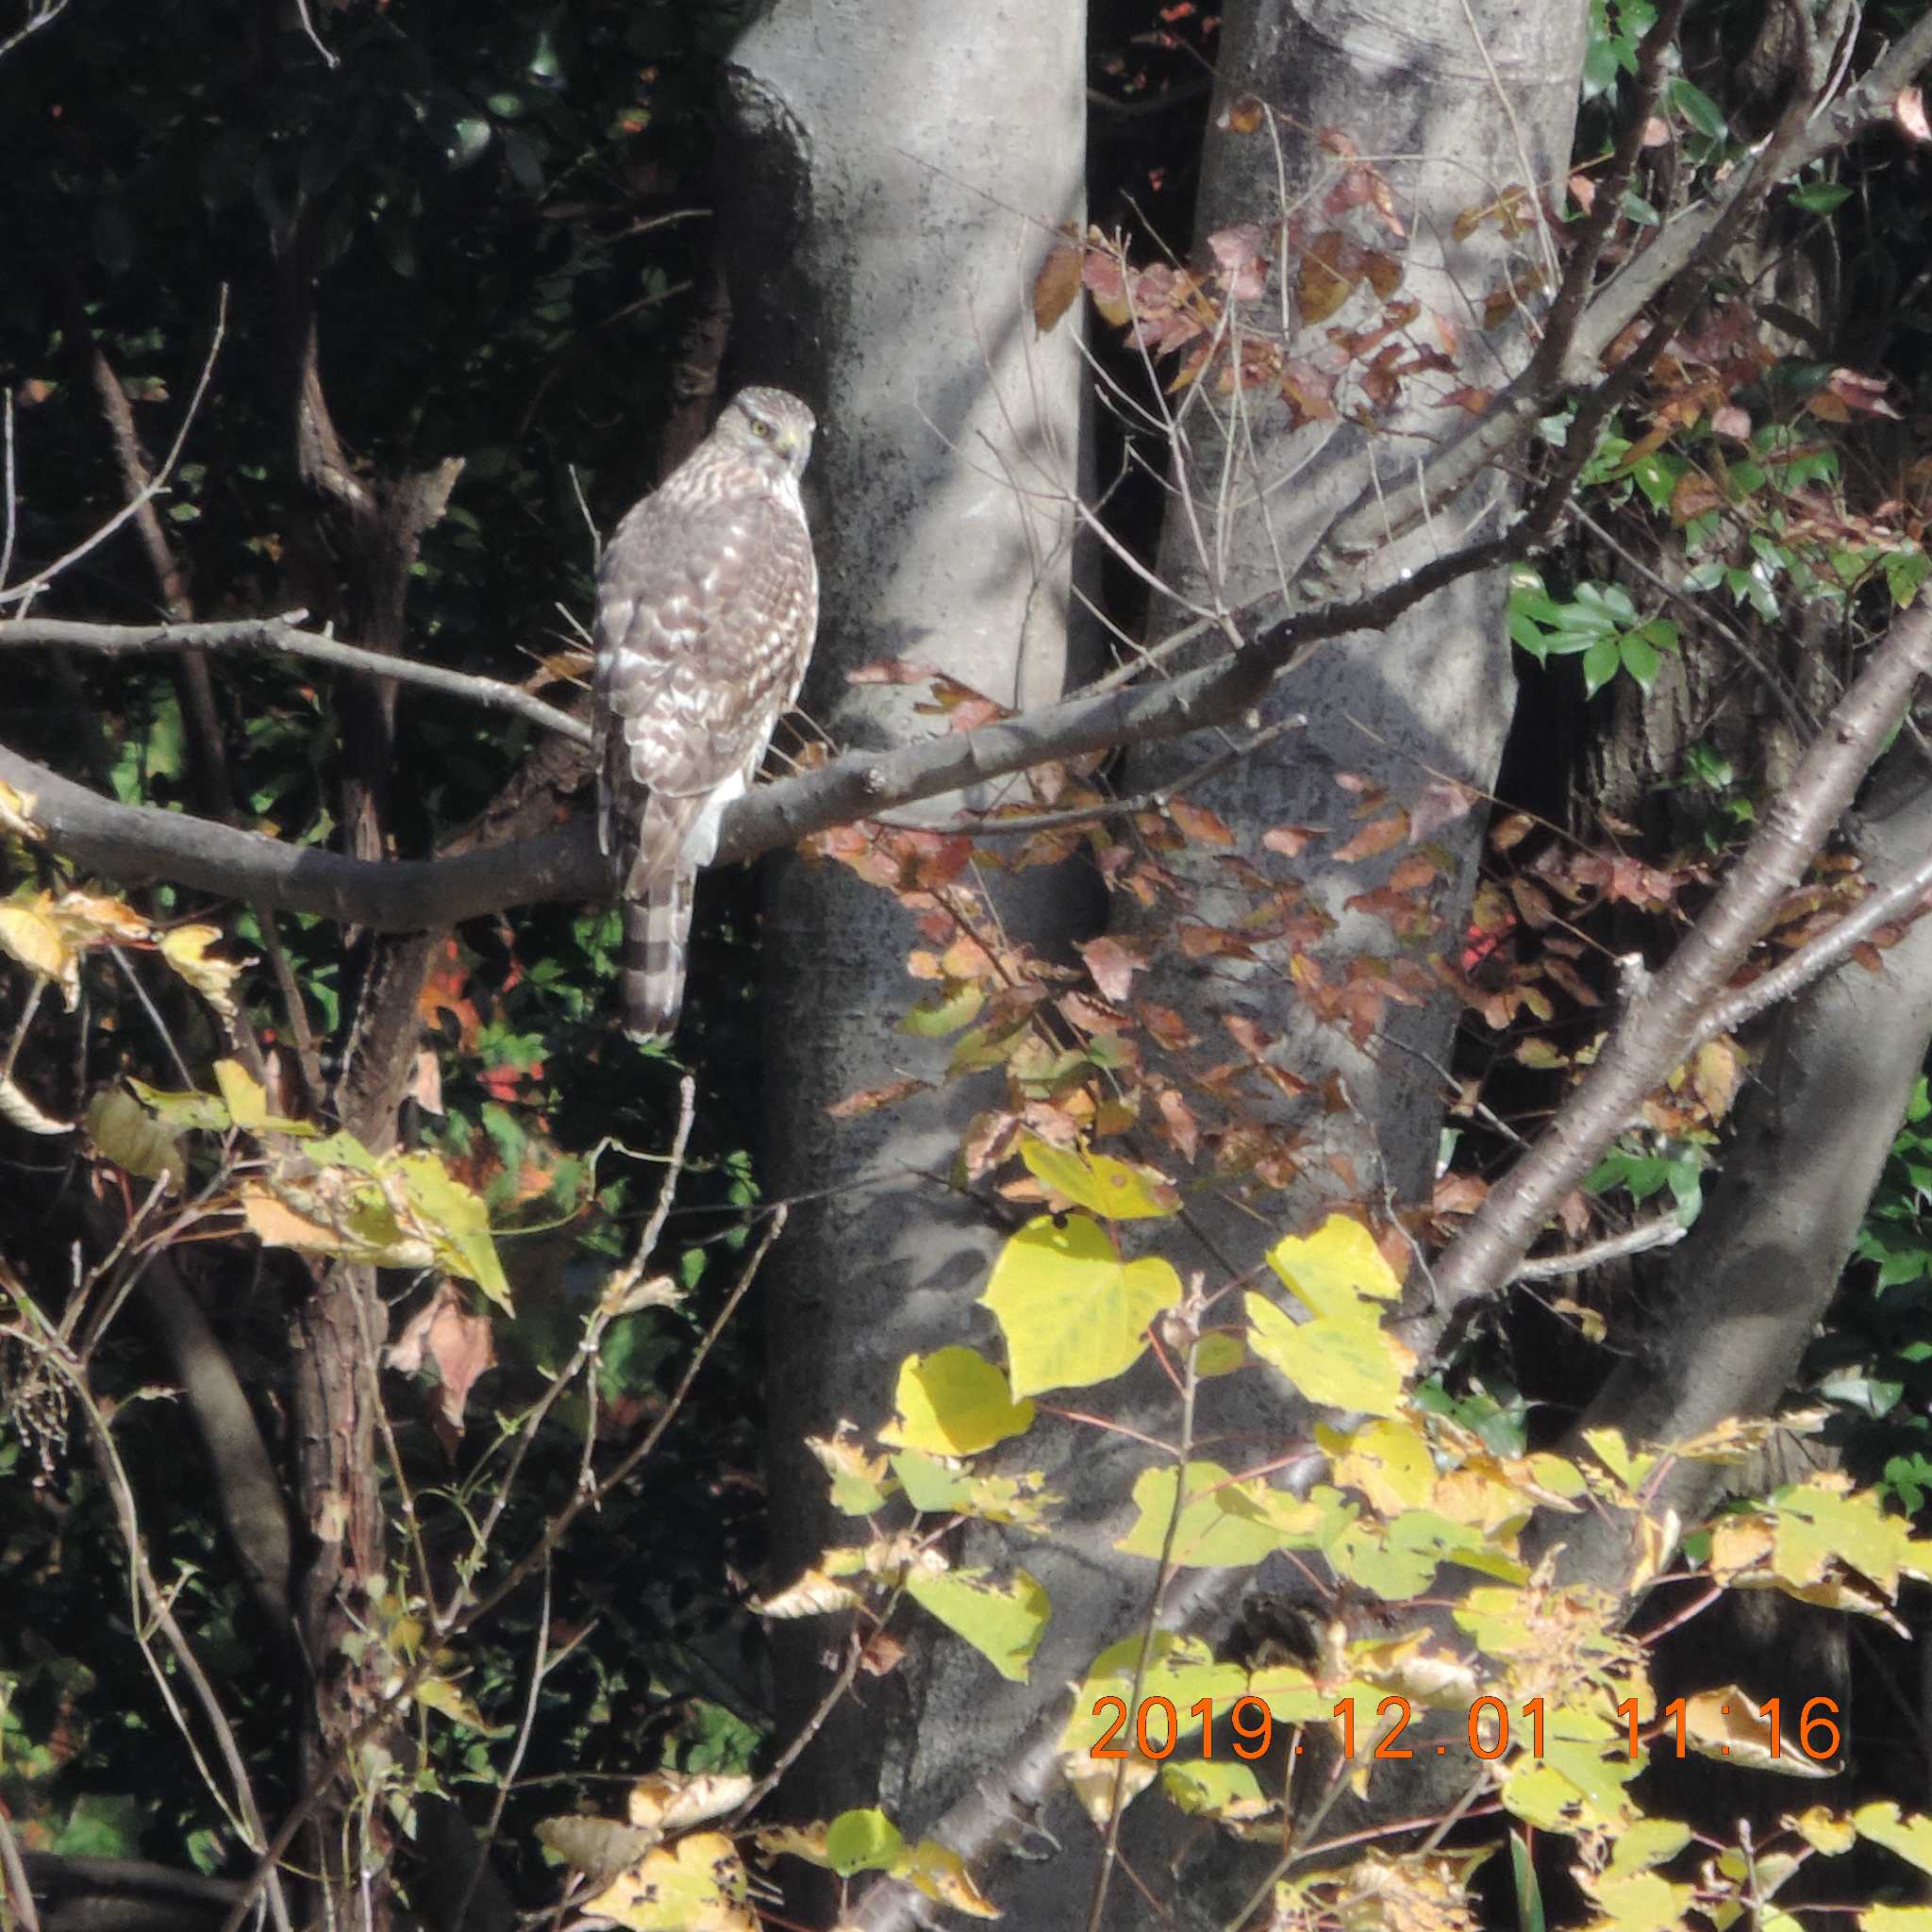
<box><xmin>591</xmin><ymin>386</ymin><xmax>819</xmax><ymax>1040</ymax></box>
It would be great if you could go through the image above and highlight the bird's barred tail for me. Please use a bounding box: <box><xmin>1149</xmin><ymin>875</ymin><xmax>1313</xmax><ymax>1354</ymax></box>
<box><xmin>619</xmin><ymin>871</ymin><xmax>695</xmax><ymax>1041</ymax></box>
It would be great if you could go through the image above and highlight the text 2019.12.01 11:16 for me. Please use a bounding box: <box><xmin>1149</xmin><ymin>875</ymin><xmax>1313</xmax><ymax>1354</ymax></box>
<box><xmin>1088</xmin><ymin>1694</ymin><xmax>1843</xmax><ymax>1763</ymax></box>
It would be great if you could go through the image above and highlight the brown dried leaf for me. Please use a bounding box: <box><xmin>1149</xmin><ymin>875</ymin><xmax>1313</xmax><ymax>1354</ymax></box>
<box><xmin>1297</xmin><ymin>230</ymin><xmax>1362</xmax><ymax>325</ymax></box>
<box><xmin>1332</xmin><ymin>813</ymin><xmax>1408</xmax><ymax>862</ymax></box>
<box><xmin>1408</xmin><ymin>777</ymin><xmax>1479</xmax><ymax>841</ymax></box>
<box><xmin>1207</xmin><ymin>223</ymin><xmax>1269</xmax><ymax>302</ymax></box>
<box><xmin>388</xmin><ymin>1281</ymin><xmax>496</xmax><ymax>1435</ymax></box>
<box><xmin>1077</xmin><ymin>934</ymin><xmax>1150</xmax><ymax>1002</ymax></box>
<box><xmin>827</xmin><ymin>1077</ymin><xmax>933</xmax><ymax>1120</ymax></box>
<box><xmin>1154</xmin><ymin>1087</ymin><xmax>1199</xmax><ymax>1162</ymax></box>
<box><xmin>1507</xmin><ymin>878</ymin><xmax>1557</xmax><ymax>929</ymax></box>
<box><xmin>1167</xmin><ymin>797</ymin><xmax>1236</xmax><ymax>846</ymax></box>
<box><xmin>1219</xmin><ymin>93</ymin><xmax>1264</xmax><ymax>134</ymax></box>
<box><xmin>1033</xmin><ymin>241</ymin><xmax>1085</xmax><ymax>334</ymax></box>
<box><xmin>1262</xmin><ymin>823</ymin><xmax>1320</xmax><ymax>858</ymax></box>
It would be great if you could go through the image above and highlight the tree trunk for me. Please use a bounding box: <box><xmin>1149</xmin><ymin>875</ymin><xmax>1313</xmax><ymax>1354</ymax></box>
<box><xmin>715</xmin><ymin>0</ymin><xmax>1093</xmax><ymax>1857</ymax></box>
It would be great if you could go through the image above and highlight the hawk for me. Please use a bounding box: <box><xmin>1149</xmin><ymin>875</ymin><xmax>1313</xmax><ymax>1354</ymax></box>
<box><xmin>592</xmin><ymin>386</ymin><xmax>819</xmax><ymax>1040</ymax></box>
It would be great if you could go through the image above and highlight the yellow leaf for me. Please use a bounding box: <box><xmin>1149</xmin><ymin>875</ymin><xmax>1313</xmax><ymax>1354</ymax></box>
<box><xmin>127</xmin><ymin>1078</ymin><xmax>231</xmax><ymax>1132</ymax></box>
<box><xmin>215</xmin><ymin>1058</ymin><xmax>268</xmax><ymax>1130</ymax></box>
<box><xmin>1856</xmin><ymin>1802</ymin><xmax>1932</xmax><ymax>1873</ymax></box>
<box><xmin>879</xmin><ymin>1345</ymin><xmax>1034</xmax><ymax>1456</ymax></box>
<box><xmin>1788</xmin><ymin>1806</ymin><xmax>1855</xmax><ymax>1854</ymax></box>
<box><xmin>1266</xmin><ymin>1214</ymin><xmax>1402</xmax><ymax>1317</ymax></box>
<box><xmin>1160</xmin><ymin>1757</ymin><xmax>1275</xmax><ymax>1827</ymax></box>
<box><xmin>890</xmin><ymin>1838</ymin><xmax>1001</xmax><ymax>1919</ymax></box>
<box><xmin>51</xmin><ymin>891</ymin><xmax>150</xmax><ymax>944</ymax></box>
<box><xmin>904</xmin><ymin>1568</ymin><xmax>1049</xmax><ymax>1682</ymax></box>
<box><xmin>1017</xmin><ymin>1133</ymin><xmax>1178</xmax><ymax>1220</ymax></box>
<box><xmin>1579</xmin><ymin>1868</ymin><xmax>1697</xmax><ymax>1931</ymax></box>
<box><xmin>749</xmin><ymin>1568</ymin><xmax>866</xmax><ymax>1618</ymax></box>
<box><xmin>1245</xmin><ymin>1291</ymin><xmax>1412</xmax><ymax>1418</ymax></box>
<box><xmin>752</xmin><ymin>1821</ymin><xmax>830</xmax><ymax>1866</ymax></box>
<box><xmin>0</xmin><ymin>778</ymin><xmax>42</xmax><ymax>841</ymax></box>
<box><xmin>981</xmin><ymin>1214</ymin><xmax>1181</xmax><ymax>1397</ymax></box>
<box><xmin>412</xmin><ymin>1672</ymin><xmax>499</xmax><ymax>1734</ymax></box>
<box><xmin>626</xmin><ymin>1772</ymin><xmax>753</xmax><ymax>1836</ymax></box>
<box><xmin>1320</xmin><ymin>1416</ymin><xmax>1436</xmax><ymax>1513</ymax></box>
<box><xmin>1605</xmin><ymin>1819</ymin><xmax>1694</xmax><ymax>1875</ymax></box>
<box><xmin>0</xmin><ymin>898</ymin><xmax>76</xmax><ymax>1007</ymax></box>
<box><xmin>1680</xmin><ymin>1689</ymin><xmax>1835</xmax><ymax>1776</ymax></box>
<box><xmin>240</xmin><ymin>1180</ymin><xmax>350</xmax><ymax>1256</ymax></box>
<box><xmin>160</xmin><ymin>924</ymin><xmax>247</xmax><ymax>1022</ymax></box>
<box><xmin>1581</xmin><ymin>1427</ymin><xmax>1657</xmax><ymax>1491</ymax></box>
<box><xmin>808</xmin><ymin>1432</ymin><xmax>896</xmax><ymax>1516</ymax></box>
<box><xmin>579</xmin><ymin>1831</ymin><xmax>758</xmax><ymax>1932</ymax></box>
<box><xmin>1115</xmin><ymin>1460</ymin><xmax>1304</xmax><ymax>1568</ymax></box>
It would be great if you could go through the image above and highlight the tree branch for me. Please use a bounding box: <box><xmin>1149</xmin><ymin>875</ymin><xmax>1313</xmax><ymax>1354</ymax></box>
<box><xmin>0</xmin><ymin>615</ymin><xmax>590</xmax><ymax>746</ymax></box>
<box><xmin>1426</xmin><ymin>593</ymin><xmax>1932</xmax><ymax>1320</ymax></box>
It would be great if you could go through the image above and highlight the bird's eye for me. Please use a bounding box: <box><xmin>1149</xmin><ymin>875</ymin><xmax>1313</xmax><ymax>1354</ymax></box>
<box><xmin>749</xmin><ymin>417</ymin><xmax>774</xmax><ymax>441</ymax></box>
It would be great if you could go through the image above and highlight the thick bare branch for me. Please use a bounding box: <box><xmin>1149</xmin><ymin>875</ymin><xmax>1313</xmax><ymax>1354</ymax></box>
<box><xmin>1426</xmin><ymin>594</ymin><xmax>1932</xmax><ymax>1320</ymax></box>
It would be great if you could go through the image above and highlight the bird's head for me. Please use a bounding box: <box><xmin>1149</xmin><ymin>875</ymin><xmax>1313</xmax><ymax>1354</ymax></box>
<box><xmin>721</xmin><ymin>386</ymin><xmax>816</xmax><ymax>480</ymax></box>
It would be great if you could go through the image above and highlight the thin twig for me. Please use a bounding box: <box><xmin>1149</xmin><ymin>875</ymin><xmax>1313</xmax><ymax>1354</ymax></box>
<box><xmin>6</xmin><ymin>1304</ymin><xmax>292</xmax><ymax>1932</ymax></box>
<box><xmin>0</xmin><ymin>615</ymin><xmax>590</xmax><ymax>745</ymax></box>
<box><xmin>1698</xmin><ymin>846</ymin><xmax>1932</xmax><ymax>1038</ymax></box>
<box><xmin>449</xmin><ymin>1076</ymin><xmax>697</xmax><ymax>1626</ymax></box>
<box><xmin>1507</xmin><ymin>1215</ymin><xmax>1687</xmax><ymax>1282</ymax></box>
<box><xmin>1085</xmin><ymin>1303</ymin><xmax>1203</xmax><ymax>1932</ymax></box>
<box><xmin>215</xmin><ymin>1203</ymin><xmax>787</xmax><ymax>1932</ymax></box>
<box><xmin>0</xmin><ymin>293</ymin><xmax>228</xmax><ymax>607</ymax></box>
<box><xmin>874</xmin><ymin>712</ymin><xmax>1307</xmax><ymax>838</ymax></box>
<box><xmin>449</xmin><ymin>1568</ymin><xmax>551</xmax><ymax>1932</ymax></box>
<box><xmin>0</xmin><ymin>1807</ymin><xmax>42</xmax><ymax>1932</ymax></box>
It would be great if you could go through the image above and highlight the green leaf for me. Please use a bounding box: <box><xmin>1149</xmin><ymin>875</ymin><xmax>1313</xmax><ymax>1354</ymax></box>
<box><xmin>824</xmin><ymin>1808</ymin><xmax>903</xmax><ymax>1877</ymax></box>
<box><xmin>448</xmin><ymin>117</ymin><xmax>493</xmax><ymax>167</ymax></box>
<box><xmin>1884</xmin><ymin>546</ymin><xmax>1929</xmax><ymax>608</ymax></box>
<box><xmin>1512</xmin><ymin>1830</ymin><xmax>1546</xmax><ymax>1932</ymax></box>
<box><xmin>1581</xmin><ymin>632</ymin><xmax>1621</xmax><ymax>696</ymax></box>
<box><xmin>904</xmin><ymin>1568</ymin><xmax>1049</xmax><ymax>1682</ymax></box>
<box><xmin>1666</xmin><ymin>76</ymin><xmax>1727</xmax><ymax>140</ymax></box>
<box><xmin>880</xmin><ymin>1345</ymin><xmax>1034</xmax><ymax>1455</ymax></box>
<box><xmin>1160</xmin><ymin>1757</ymin><xmax>1269</xmax><ymax>1821</ymax></box>
<box><xmin>1619</xmin><ymin>631</ymin><xmax>1660</xmax><ymax>693</ymax></box>
<box><xmin>900</xmin><ymin>981</ymin><xmax>984</xmax><ymax>1037</ymax></box>
<box><xmin>1789</xmin><ymin>179</ymin><xmax>1851</xmax><ymax>214</ymax></box>
<box><xmin>891</xmin><ymin>1450</ymin><xmax>972</xmax><ymax>1513</ymax></box>
<box><xmin>980</xmin><ymin>1214</ymin><xmax>1182</xmax><ymax>1396</ymax></box>
<box><xmin>1116</xmin><ymin>1460</ymin><xmax>1304</xmax><ymax>1567</ymax></box>
<box><xmin>126</xmin><ymin>1079</ymin><xmax>230</xmax><ymax>1133</ymax></box>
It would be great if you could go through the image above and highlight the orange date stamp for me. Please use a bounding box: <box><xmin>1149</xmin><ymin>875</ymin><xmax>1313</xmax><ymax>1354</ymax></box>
<box><xmin>1088</xmin><ymin>1694</ymin><xmax>1843</xmax><ymax>1763</ymax></box>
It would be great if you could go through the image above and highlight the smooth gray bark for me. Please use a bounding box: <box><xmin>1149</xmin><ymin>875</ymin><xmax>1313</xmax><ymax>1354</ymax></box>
<box><xmin>906</xmin><ymin>5</ymin><xmax>1592</xmax><ymax>1925</ymax></box>
<box><xmin>714</xmin><ymin>0</ymin><xmax>1096</xmax><ymax>1872</ymax></box>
